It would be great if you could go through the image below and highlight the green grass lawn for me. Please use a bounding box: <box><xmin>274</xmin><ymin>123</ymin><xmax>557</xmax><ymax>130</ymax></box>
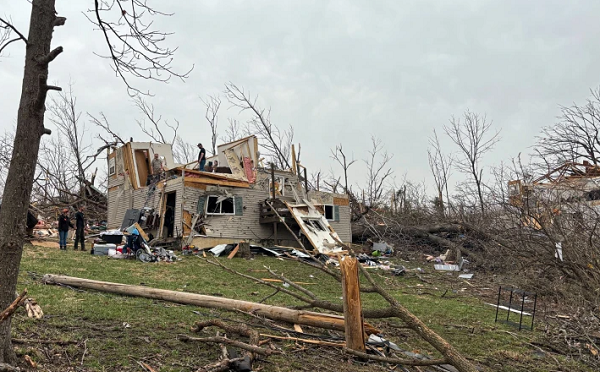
<box><xmin>10</xmin><ymin>244</ymin><xmax>593</xmax><ymax>371</ymax></box>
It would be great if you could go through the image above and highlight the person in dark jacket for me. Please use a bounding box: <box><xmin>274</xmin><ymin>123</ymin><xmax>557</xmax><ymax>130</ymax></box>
<box><xmin>58</xmin><ymin>208</ymin><xmax>73</xmax><ymax>250</ymax></box>
<box><xmin>74</xmin><ymin>205</ymin><xmax>87</xmax><ymax>251</ymax></box>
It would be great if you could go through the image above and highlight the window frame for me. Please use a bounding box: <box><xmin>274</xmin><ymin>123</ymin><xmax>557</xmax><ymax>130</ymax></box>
<box><xmin>108</xmin><ymin>157</ymin><xmax>116</xmax><ymax>176</ymax></box>
<box><xmin>324</xmin><ymin>204</ymin><xmax>335</xmax><ymax>221</ymax></box>
<box><xmin>205</xmin><ymin>195</ymin><xmax>236</xmax><ymax>216</ymax></box>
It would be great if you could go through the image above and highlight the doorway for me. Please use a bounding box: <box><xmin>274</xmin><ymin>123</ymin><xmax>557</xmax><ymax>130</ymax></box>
<box><xmin>163</xmin><ymin>192</ymin><xmax>177</xmax><ymax>238</ymax></box>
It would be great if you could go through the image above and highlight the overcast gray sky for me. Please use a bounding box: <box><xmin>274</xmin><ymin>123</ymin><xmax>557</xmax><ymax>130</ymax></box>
<box><xmin>2</xmin><ymin>0</ymin><xmax>600</xmax><ymax>196</ymax></box>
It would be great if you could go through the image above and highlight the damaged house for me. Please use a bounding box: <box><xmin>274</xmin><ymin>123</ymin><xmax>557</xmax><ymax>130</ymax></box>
<box><xmin>508</xmin><ymin>161</ymin><xmax>600</xmax><ymax>228</ymax></box>
<box><xmin>106</xmin><ymin>136</ymin><xmax>351</xmax><ymax>252</ymax></box>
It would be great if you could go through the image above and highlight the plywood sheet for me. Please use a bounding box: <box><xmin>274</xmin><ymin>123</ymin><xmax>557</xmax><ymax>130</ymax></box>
<box><xmin>333</xmin><ymin>197</ymin><xmax>350</xmax><ymax>206</ymax></box>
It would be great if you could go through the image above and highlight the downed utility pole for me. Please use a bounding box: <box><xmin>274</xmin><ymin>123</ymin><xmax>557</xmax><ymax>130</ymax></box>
<box><xmin>42</xmin><ymin>274</ymin><xmax>380</xmax><ymax>334</ymax></box>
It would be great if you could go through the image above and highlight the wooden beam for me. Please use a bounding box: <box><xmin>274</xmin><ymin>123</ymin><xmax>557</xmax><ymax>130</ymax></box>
<box><xmin>183</xmin><ymin>181</ymin><xmax>207</xmax><ymax>190</ymax></box>
<box><xmin>133</xmin><ymin>223</ymin><xmax>149</xmax><ymax>242</ymax></box>
<box><xmin>227</xmin><ymin>244</ymin><xmax>240</xmax><ymax>259</ymax></box>
<box><xmin>271</xmin><ymin>163</ymin><xmax>276</xmax><ymax>200</ymax></box>
<box><xmin>291</xmin><ymin>144</ymin><xmax>297</xmax><ymax>174</ymax></box>
<box><xmin>42</xmin><ymin>275</ymin><xmax>381</xmax><ymax>334</ymax></box>
<box><xmin>184</xmin><ymin>177</ymin><xmax>249</xmax><ymax>188</ymax></box>
<box><xmin>340</xmin><ymin>256</ymin><xmax>365</xmax><ymax>352</ymax></box>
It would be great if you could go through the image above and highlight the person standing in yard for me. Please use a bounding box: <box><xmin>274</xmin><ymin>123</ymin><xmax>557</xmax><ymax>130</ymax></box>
<box><xmin>74</xmin><ymin>205</ymin><xmax>87</xmax><ymax>251</ymax></box>
<box><xmin>58</xmin><ymin>208</ymin><xmax>73</xmax><ymax>251</ymax></box>
<box><xmin>197</xmin><ymin>143</ymin><xmax>206</xmax><ymax>171</ymax></box>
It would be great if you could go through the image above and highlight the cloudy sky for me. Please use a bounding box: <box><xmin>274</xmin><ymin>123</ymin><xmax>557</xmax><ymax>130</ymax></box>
<box><xmin>2</xmin><ymin>0</ymin><xmax>600</xmax><ymax>195</ymax></box>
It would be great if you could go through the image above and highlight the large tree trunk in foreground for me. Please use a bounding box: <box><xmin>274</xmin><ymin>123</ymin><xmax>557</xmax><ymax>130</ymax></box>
<box><xmin>42</xmin><ymin>275</ymin><xmax>381</xmax><ymax>334</ymax></box>
<box><xmin>0</xmin><ymin>0</ymin><xmax>62</xmax><ymax>363</ymax></box>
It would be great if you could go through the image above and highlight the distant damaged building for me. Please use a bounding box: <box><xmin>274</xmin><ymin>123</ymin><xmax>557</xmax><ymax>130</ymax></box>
<box><xmin>106</xmin><ymin>136</ymin><xmax>351</xmax><ymax>252</ymax></box>
<box><xmin>508</xmin><ymin>161</ymin><xmax>600</xmax><ymax>228</ymax></box>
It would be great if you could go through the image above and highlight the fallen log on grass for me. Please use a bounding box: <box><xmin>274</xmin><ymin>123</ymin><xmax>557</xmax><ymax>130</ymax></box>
<box><xmin>42</xmin><ymin>274</ymin><xmax>380</xmax><ymax>334</ymax></box>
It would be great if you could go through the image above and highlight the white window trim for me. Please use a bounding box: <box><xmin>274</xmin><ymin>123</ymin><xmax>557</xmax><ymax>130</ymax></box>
<box><xmin>324</xmin><ymin>204</ymin><xmax>335</xmax><ymax>221</ymax></box>
<box><xmin>205</xmin><ymin>195</ymin><xmax>236</xmax><ymax>216</ymax></box>
<box><xmin>108</xmin><ymin>157</ymin><xmax>116</xmax><ymax>176</ymax></box>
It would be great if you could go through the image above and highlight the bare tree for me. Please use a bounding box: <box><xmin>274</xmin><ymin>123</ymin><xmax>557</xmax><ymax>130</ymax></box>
<box><xmin>0</xmin><ymin>1</ymin><xmax>188</xmax><ymax>364</ymax></box>
<box><xmin>84</xmin><ymin>0</ymin><xmax>193</xmax><ymax>95</ymax></box>
<box><xmin>221</xmin><ymin>118</ymin><xmax>246</xmax><ymax>144</ymax></box>
<box><xmin>427</xmin><ymin>129</ymin><xmax>453</xmax><ymax>216</ymax></box>
<box><xmin>201</xmin><ymin>94</ymin><xmax>221</xmax><ymax>155</ymax></box>
<box><xmin>173</xmin><ymin>136</ymin><xmax>197</xmax><ymax>164</ymax></box>
<box><xmin>364</xmin><ymin>137</ymin><xmax>393</xmax><ymax>207</ymax></box>
<box><xmin>444</xmin><ymin>110</ymin><xmax>500</xmax><ymax>215</ymax></box>
<box><xmin>0</xmin><ymin>16</ymin><xmax>27</xmax><ymax>57</ymax></box>
<box><xmin>331</xmin><ymin>144</ymin><xmax>357</xmax><ymax>195</ymax></box>
<box><xmin>89</xmin><ymin>112</ymin><xmax>126</xmax><ymax>147</ymax></box>
<box><xmin>224</xmin><ymin>83</ymin><xmax>293</xmax><ymax>169</ymax></box>
<box><xmin>134</xmin><ymin>95</ymin><xmax>179</xmax><ymax>144</ymax></box>
<box><xmin>536</xmin><ymin>87</ymin><xmax>600</xmax><ymax>168</ymax></box>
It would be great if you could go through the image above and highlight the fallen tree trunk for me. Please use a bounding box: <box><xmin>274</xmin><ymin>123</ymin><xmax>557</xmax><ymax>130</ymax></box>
<box><xmin>42</xmin><ymin>274</ymin><xmax>380</xmax><ymax>334</ymax></box>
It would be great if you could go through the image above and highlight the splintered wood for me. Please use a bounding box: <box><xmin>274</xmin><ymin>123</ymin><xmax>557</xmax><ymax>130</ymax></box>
<box><xmin>340</xmin><ymin>256</ymin><xmax>365</xmax><ymax>352</ymax></box>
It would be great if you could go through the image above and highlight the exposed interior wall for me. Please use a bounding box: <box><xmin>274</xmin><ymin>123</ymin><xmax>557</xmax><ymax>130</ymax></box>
<box><xmin>215</xmin><ymin>136</ymin><xmax>259</xmax><ymax>168</ymax></box>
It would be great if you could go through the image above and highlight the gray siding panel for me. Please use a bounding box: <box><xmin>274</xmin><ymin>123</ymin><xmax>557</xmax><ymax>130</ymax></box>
<box><xmin>328</xmin><ymin>205</ymin><xmax>351</xmax><ymax>242</ymax></box>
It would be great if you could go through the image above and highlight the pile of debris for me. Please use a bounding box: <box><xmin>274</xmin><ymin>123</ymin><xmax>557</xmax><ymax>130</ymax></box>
<box><xmin>91</xmin><ymin>224</ymin><xmax>178</xmax><ymax>263</ymax></box>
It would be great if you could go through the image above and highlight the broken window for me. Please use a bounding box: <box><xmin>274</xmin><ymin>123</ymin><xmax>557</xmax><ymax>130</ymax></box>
<box><xmin>307</xmin><ymin>219</ymin><xmax>327</xmax><ymax>232</ymax></box>
<box><xmin>324</xmin><ymin>205</ymin><xmax>334</xmax><ymax>220</ymax></box>
<box><xmin>206</xmin><ymin>195</ymin><xmax>235</xmax><ymax>215</ymax></box>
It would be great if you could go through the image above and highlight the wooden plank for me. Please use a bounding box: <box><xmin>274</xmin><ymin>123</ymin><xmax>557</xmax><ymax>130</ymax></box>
<box><xmin>261</xmin><ymin>279</ymin><xmax>317</xmax><ymax>285</ymax></box>
<box><xmin>291</xmin><ymin>144</ymin><xmax>297</xmax><ymax>174</ymax></box>
<box><xmin>227</xmin><ymin>244</ymin><xmax>240</xmax><ymax>259</ymax></box>
<box><xmin>340</xmin><ymin>256</ymin><xmax>365</xmax><ymax>352</ymax></box>
<box><xmin>185</xmin><ymin>214</ymin><xmax>201</xmax><ymax>247</ymax></box>
<box><xmin>183</xmin><ymin>181</ymin><xmax>207</xmax><ymax>190</ymax></box>
<box><xmin>219</xmin><ymin>134</ymin><xmax>256</xmax><ymax>148</ymax></box>
<box><xmin>293</xmin><ymin>324</ymin><xmax>304</xmax><ymax>333</ymax></box>
<box><xmin>184</xmin><ymin>177</ymin><xmax>249</xmax><ymax>188</ymax></box>
<box><xmin>183</xmin><ymin>210</ymin><xmax>192</xmax><ymax>235</ymax></box>
<box><xmin>259</xmin><ymin>334</ymin><xmax>345</xmax><ymax>347</ymax></box>
<box><xmin>179</xmin><ymin>168</ymin><xmax>245</xmax><ymax>181</ymax></box>
<box><xmin>122</xmin><ymin>143</ymin><xmax>138</xmax><ymax>189</ymax></box>
<box><xmin>133</xmin><ymin>223</ymin><xmax>150</xmax><ymax>242</ymax></box>
<box><xmin>158</xmin><ymin>193</ymin><xmax>167</xmax><ymax>238</ymax></box>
